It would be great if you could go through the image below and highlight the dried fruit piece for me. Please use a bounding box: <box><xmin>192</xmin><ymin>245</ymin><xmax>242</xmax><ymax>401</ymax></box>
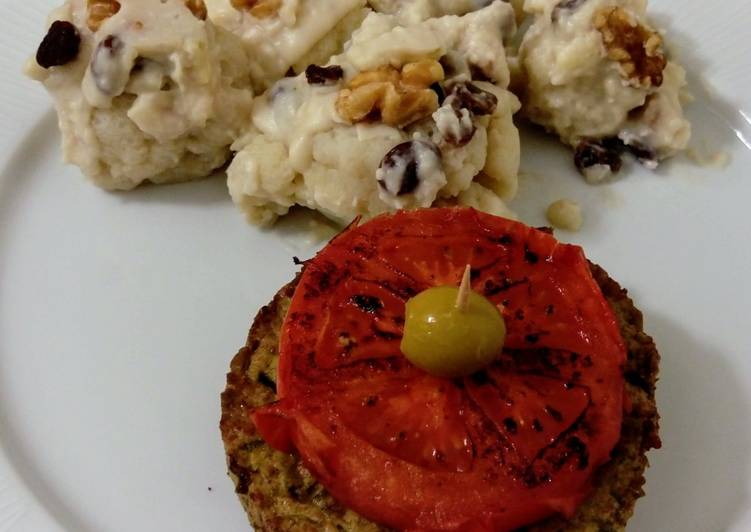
<box><xmin>447</xmin><ymin>81</ymin><xmax>498</xmax><ymax>116</ymax></box>
<box><xmin>89</xmin><ymin>35</ymin><xmax>127</xmax><ymax>95</ymax></box>
<box><xmin>431</xmin><ymin>82</ymin><xmax>496</xmax><ymax>147</ymax></box>
<box><xmin>184</xmin><ymin>0</ymin><xmax>207</xmax><ymax>20</ymax></box>
<box><xmin>433</xmin><ymin>102</ymin><xmax>476</xmax><ymax>147</ymax></box>
<box><xmin>625</xmin><ymin>140</ymin><xmax>657</xmax><ymax>166</ymax></box>
<box><xmin>574</xmin><ymin>136</ymin><xmax>659</xmax><ymax>180</ymax></box>
<box><xmin>594</xmin><ymin>6</ymin><xmax>666</xmax><ymax>88</ymax></box>
<box><xmin>230</xmin><ymin>0</ymin><xmax>282</xmax><ymax>19</ymax></box>
<box><xmin>305</xmin><ymin>64</ymin><xmax>344</xmax><ymax>85</ymax></box>
<box><xmin>376</xmin><ymin>140</ymin><xmax>441</xmax><ymax>196</ymax></box>
<box><xmin>573</xmin><ymin>138</ymin><xmax>623</xmax><ymax>182</ymax></box>
<box><xmin>36</xmin><ymin>20</ymin><xmax>81</xmax><ymax>68</ymax></box>
<box><xmin>336</xmin><ymin>60</ymin><xmax>445</xmax><ymax>127</ymax></box>
<box><xmin>87</xmin><ymin>0</ymin><xmax>121</xmax><ymax>32</ymax></box>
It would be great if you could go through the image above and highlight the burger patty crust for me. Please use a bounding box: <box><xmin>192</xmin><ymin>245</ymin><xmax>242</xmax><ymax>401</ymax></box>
<box><xmin>220</xmin><ymin>263</ymin><xmax>661</xmax><ymax>532</ymax></box>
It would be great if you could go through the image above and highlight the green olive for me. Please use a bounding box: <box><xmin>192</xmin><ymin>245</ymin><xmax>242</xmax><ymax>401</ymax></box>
<box><xmin>400</xmin><ymin>286</ymin><xmax>506</xmax><ymax>378</ymax></box>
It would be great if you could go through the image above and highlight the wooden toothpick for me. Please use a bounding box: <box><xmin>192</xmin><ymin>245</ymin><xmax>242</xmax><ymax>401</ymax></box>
<box><xmin>456</xmin><ymin>264</ymin><xmax>472</xmax><ymax>312</ymax></box>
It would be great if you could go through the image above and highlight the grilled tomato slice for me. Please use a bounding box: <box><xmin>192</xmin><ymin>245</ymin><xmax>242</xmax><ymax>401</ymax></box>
<box><xmin>253</xmin><ymin>208</ymin><xmax>626</xmax><ymax>531</ymax></box>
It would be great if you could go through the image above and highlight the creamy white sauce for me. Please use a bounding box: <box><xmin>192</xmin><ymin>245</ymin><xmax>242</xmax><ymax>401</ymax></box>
<box><xmin>346</xmin><ymin>4</ymin><xmax>513</xmax><ymax>86</ymax></box>
<box><xmin>368</xmin><ymin>0</ymin><xmax>496</xmax><ymax>23</ymax></box>
<box><xmin>375</xmin><ymin>138</ymin><xmax>446</xmax><ymax>208</ymax></box>
<box><xmin>227</xmin><ymin>1</ymin><xmax>520</xmax><ymax>224</ymax></box>
<box><xmin>582</xmin><ymin>163</ymin><xmax>613</xmax><ymax>183</ymax></box>
<box><xmin>27</xmin><ymin>0</ymin><xmax>254</xmax><ymax>189</ymax></box>
<box><xmin>432</xmin><ymin>99</ymin><xmax>474</xmax><ymax>145</ymax></box>
<box><xmin>205</xmin><ymin>0</ymin><xmax>366</xmax><ymax>87</ymax></box>
<box><xmin>520</xmin><ymin>0</ymin><xmax>691</xmax><ymax>164</ymax></box>
<box><xmin>253</xmin><ymin>76</ymin><xmax>342</xmax><ymax>170</ymax></box>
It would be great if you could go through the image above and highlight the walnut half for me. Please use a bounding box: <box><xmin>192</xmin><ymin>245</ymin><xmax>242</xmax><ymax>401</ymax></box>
<box><xmin>594</xmin><ymin>6</ymin><xmax>666</xmax><ymax>88</ymax></box>
<box><xmin>336</xmin><ymin>59</ymin><xmax>445</xmax><ymax>128</ymax></box>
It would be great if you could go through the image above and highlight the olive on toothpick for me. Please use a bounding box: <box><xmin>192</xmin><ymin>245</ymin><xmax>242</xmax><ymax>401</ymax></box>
<box><xmin>400</xmin><ymin>265</ymin><xmax>507</xmax><ymax>378</ymax></box>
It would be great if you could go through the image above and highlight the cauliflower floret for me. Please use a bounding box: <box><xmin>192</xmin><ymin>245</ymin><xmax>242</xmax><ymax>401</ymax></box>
<box><xmin>519</xmin><ymin>0</ymin><xmax>690</xmax><ymax>180</ymax></box>
<box><xmin>204</xmin><ymin>0</ymin><xmax>368</xmax><ymax>90</ymax></box>
<box><xmin>367</xmin><ymin>0</ymin><xmax>520</xmax><ymax>25</ymax></box>
<box><xmin>27</xmin><ymin>0</ymin><xmax>254</xmax><ymax>191</ymax></box>
<box><xmin>228</xmin><ymin>2</ymin><xmax>521</xmax><ymax>225</ymax></box>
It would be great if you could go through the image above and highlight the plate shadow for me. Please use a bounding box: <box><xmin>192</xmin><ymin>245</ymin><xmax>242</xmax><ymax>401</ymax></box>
<box><xmin>629</xmin><ymin>312</ymin><xmax>751</xmax><ymax>531</ymax></box>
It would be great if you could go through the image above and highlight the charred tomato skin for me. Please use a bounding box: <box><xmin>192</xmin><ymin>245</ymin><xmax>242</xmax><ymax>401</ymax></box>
<box><xmin>254</xmin><ymin>208</ymin><xmax>626</xmax><ymax>531</ymax></box>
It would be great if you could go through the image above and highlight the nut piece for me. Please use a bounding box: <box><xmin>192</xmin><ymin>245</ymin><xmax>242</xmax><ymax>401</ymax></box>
<box><xmin>184</xmin><ymin>0</ymin><xmax>208</xmax><ymax>20</ymax></box>
<box><xmin>594</xmin><ymin>7</ymin><xmax>666</xmax><ymax>88</ymax></box>
<box><xmin>36</xmin><ymin>20</ymin><xmax>81</xmax><ymax>68</ymax></box>
<box><xmin>546</xmin><ymin>199</ymin><xmax>583</xmax><ymax>232</ymax></box>
<box><xmin>87</xmin><ymin>0</ymin><xmax>121</xmax><ymax>32</ymax></box>
<box><xmin>230</xmin><ymin>0</ymin><xmax>282</xmax><ymax>18</ymax></box>
<box><xmin>348</xmin><ymin>66</ymin><xmax>400</xmax><ymax>89</ymax></box>
<box><xmin>401</xmin><ymin>60</ymin><xmax>445</xmax><ymax>87</ymax></box>
<box><xmin>336</xmin><ymin>60</ymin><xmax>445</xmax><ymax>127</ymax></box>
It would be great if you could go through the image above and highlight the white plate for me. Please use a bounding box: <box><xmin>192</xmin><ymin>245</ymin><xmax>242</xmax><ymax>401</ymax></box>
<box><xmin>1</xmin><ymin>1</ymin><xmax>750</xmax><ymax>531</ymax></box>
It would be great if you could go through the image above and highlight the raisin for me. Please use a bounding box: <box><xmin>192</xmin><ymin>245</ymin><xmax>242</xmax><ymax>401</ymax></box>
<box><xmin>625</xmin><ymin>140</ymin><xmax>657</xmax><ymax>164</ymax></box>
<box><xmin>305</xmin><ymin>64</ymin><xmax>344</xmax><ymax>85</ymax></box>
<box><xmin>573</xmin><ymin>138</ymin><xmax>624</xmax><ymax>175</ymax></box>
<box><xmin>448</xmin><ymin>82</ymin><xmax>498</xmax><ymax>116</ymax></box>
<box><xmin>36</xmin><ymin>20</ymin><xmax>81</xmax><ymax>69</ymax></box>
<box><xmin>376</xmin><ymin>140</ymin><xmax>441</xmax><ymax>196</ymax></box>
<box><xmin>434</xmin><ymin>101</ymin><xmax>476</xmax><ymax>147</ymax></box>
<box><xmin>90</xmin><ymin>35</ymin><xmax>126</xmax><ymax>95</ymax></box>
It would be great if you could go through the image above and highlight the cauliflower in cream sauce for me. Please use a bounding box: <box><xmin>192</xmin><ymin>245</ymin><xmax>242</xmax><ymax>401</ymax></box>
<box><xmin>227</xmin><ymin>2</ymin><xmax>521</xmax><ymax>225</ymax></box>
<box><xmin>519</xmin><ymin>0</ymin><xmax>691</xmax><ymax>181</ymax></box>
<box><xmin>27</xmin><ymin>0</ymin><xmax>254</xmax><ymax>191</ymax></box>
